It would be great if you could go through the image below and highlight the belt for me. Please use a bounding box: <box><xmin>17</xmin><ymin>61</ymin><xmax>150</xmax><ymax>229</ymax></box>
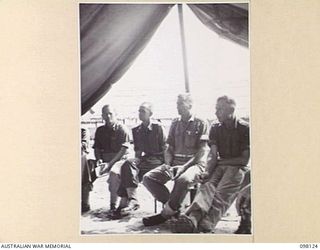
<box><xmin>144</xmin><ymin>152</ymin><xmax>163</xmax><ymax>157</ymax></box>
<box><xmin>174</xmin><ymin>153</ymin><xmax>194</xmax><ymax>158</ymax></box>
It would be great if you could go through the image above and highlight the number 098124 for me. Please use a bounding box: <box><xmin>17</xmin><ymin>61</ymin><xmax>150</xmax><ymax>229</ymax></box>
<box><xmin>300</xmin><ymin>244</ymin><xmax>318</xmax><ymax>248</ymax></box>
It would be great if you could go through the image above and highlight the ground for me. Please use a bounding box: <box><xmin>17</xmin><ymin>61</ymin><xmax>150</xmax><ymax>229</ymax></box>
<box><xmin>81</xmin><ymin>175</ymin><xmax>241</xmax><ymax>234</ymax></box>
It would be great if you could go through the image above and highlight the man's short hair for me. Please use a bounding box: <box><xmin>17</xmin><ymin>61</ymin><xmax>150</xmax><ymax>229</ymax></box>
<box><xmin>217</xmin><ymin>95</ymin><xmax>236</xmax><ymax>108</ymax></box>
<box><xmin>140</xmin><ymin>102</ymin><xmax>153</xmax><ymax>115</ymax></box>
<box><xmin>177</xmin><ymin>93</ymin><xmax>193</xmax><ymax>106</ymax></box>
<box><xmin>102</xmin><ymin>104</ymin><xmax>117</xmax><ymax>115</ymax></box>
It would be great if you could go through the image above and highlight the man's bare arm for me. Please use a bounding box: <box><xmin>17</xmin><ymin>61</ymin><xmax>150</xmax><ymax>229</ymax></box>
<box><xmin>164</xmin><ymin>144</ymin><xmax>173</xmax><ymax>166</ymax></box>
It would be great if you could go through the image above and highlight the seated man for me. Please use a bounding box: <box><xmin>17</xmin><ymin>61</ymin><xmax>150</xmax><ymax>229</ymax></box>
<box><xmin>94</xmin><ymin>105</ymin><xmax>130</xmax><ymax>212</ymax></box>
<box><xmin>142</xmin><ymin>93</ymin><xmax>209</xmax><ymax>226</ymax></box>
<box><xmin>111</xmin><ymin>102</ymin><xmax>167</xmax><ymax>218</ymax></box>
<box><xmin>172</xmin><ymin>95</ymin><xmax>250</xmax><ymax>233</ymax></box>
<box><xmin>81</xmin><ymin>128</ymin><xmax>92</xmax><ymax>213</ymax></box>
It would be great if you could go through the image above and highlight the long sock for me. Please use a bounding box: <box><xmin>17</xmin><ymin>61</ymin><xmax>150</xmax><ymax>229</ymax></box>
<box><xmin>119</xmin><ymin>197</ymin><xmax>129</xmax><ymax>208</ymax></box>
<box><xmin>126</xmin><ymin>187</ymin><xmax>138</xmax><ymax>201</ymax></box>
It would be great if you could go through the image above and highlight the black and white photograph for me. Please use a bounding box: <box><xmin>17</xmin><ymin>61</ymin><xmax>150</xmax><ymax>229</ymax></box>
<box><xmin>80</xmin><ymin>3</ymin><xmax>250</xmax><ymax>235</ymax></box>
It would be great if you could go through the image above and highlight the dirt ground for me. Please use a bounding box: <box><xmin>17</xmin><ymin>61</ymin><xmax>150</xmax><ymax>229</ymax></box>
<box><xmin>80</xmin><ymin>175</ymin><xmax>241</xmax><ymax>234</ymax></box>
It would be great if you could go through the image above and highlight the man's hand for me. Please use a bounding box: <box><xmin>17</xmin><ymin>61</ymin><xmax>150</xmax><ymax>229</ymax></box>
<box><xmin>171</xmin><ymin>165</ymin><xmax>187</xmax><ymax>180</ymax></box>
<box><xmin>198</xmin><ymin>171</ymin><xmax>211</xmax><ymax>184</ymax></box>
<box><xmin>99</xmin><ymin>162</ymin><xmax>110</xmax><ymax>175</ymax></box>
<box><xmin>128</xmin><ymin>157</ymin><xmax>141</xmax><ymax>166</ymax></box>
<box><xmin>160</xmin><ymin>164</ymin><xmax>170</xmax><ymax>171</ymax></box>
<box><xmin>96</xmin><ymin>159</ymin><xmax>103</xmax><ymax>167</ymax></box>
<box><xmin>160</xmin><ymin>164</ymin><xmax>174</xmax><ymax>179</ymax></box>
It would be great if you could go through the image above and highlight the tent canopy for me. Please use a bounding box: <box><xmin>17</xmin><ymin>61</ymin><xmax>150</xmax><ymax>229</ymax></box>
<box><xmin>80</xmin><ymin>3</ymin><xmax>248</xmax><ymax>115</ymax></box>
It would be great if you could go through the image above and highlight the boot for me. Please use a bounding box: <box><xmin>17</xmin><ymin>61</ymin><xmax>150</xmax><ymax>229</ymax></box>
<box><xmin>109</xmin><ymin>197</ymin><xmax>129</xmax><ymax>220</ymax></box>
<box><xmin>235</xmin><ymin>218</ymin><xmax>251</xmax><ymax>234</ymax></box>
<box><xmin>143</xmin><ymin>213</ymin><xmax>167</xmax><ymax>226</ymax></box>
<box><xmin>143</xmin><ymin>202</ymin><xmax>176</xmax><ymax>226</ymax></box>
<box><xmin>122</xmin><ymin>187</ymin><xmax>140</xmax><ymax>213</ymax></box>
<box><xmin>122</xmin><ymin>198</ymin><xmax>140</xmax><ymax>213</ymax></box>
<box><xmin>109</xmin><ymin>203</ymin><xmax>117</xmax><ymax>213</ymax></box>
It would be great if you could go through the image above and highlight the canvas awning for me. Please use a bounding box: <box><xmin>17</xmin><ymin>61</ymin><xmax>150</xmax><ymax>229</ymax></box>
<box><xmin>80</xmin><ymin>3</ymin><xmax>248</xmax><ymax>115</ymax></box>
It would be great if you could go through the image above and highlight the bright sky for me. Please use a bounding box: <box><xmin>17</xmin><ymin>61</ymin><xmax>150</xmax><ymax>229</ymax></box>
<box><xmin>87</xmin><ymin>4</ymin><xmax>250</xmax><ymax>121</ymax></box>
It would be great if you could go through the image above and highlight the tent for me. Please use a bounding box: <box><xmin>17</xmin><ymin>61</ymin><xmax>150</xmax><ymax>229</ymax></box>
<box><xmin>80</xmin><ymin>3</ymin><xmax>248</xmax><ymax>115</ymax></box>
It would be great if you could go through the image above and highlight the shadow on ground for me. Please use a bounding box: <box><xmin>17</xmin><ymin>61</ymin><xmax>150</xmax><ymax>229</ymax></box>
<box><xmin>81</xmin><ymin>175</ymin><xmax>240</xmax><ymax>234</ymax></box>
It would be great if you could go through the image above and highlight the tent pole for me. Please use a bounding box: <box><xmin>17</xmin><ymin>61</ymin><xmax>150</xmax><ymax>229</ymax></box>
<box><xmin>178</xmin><ymin>4</ymin><xmax>190</xmax><ymax>93</ymax></box>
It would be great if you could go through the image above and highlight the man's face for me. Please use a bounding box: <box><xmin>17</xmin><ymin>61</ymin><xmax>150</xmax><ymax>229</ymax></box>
<box><xmin>215</xmin><ymin>100</ymin><xmax>234</xmax><ymax>123</ymax></box>
<box><xmin>177</xmin><ymin>100</ymin><xmax>191</xmax><ymax>116</ymax></box>
<box><xmin>102</xmin><ymin>107</ymin><xmax>116</xmax><ymax>126</ymax></box>
<box><xmin>138</xmin><ymin>106</ymin><xmax>152</xmax><ymax>122</ymax></box>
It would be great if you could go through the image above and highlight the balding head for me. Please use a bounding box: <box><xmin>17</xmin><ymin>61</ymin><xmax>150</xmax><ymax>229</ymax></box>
<box><xmin>101</xmin><ymin>104</ymin><xmax>117</xmax><ymax>127</ymax></box>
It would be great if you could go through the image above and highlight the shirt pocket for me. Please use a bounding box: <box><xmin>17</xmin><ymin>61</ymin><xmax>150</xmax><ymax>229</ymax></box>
<box><xmin>185</xmin><ymin>130</ymin><xmax>199</xmax><ymax>148</ymax></box>
<box><xmin>110</xmin><ymin>134</ymin><xmax>120</xmax><ymax>152</ymax></box>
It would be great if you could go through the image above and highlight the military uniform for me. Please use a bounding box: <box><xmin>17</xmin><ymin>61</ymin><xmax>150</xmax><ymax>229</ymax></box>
<box><xmin>93</xmin><ymin>123</ymin><xmax>130</xmax><ymax>208</ymax></box>
<box><xmin>143</xmin><ymin>115</ymin><xmax>208</xmax><ymax>217</ymax></box>
<box><xmin>180</xmin><ymin>118</ymin><xmax>250</xmax><ymax>233</ymax></box>
<box><xmin>93</xmin><ymin>123</ymin><xmax>130</xmax><ymax>162</ymax></box>
<box><xmin>117</xmin><ymin>121</ymin><xmax>166</xmax><ymax>198</ymax></box>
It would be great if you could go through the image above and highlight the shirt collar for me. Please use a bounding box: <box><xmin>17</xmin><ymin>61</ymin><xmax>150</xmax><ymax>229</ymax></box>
<box><xmin>105</xmin><ymin>123</ymin><xmax>117</xmax><ymax>131</ymax></box>
<box><xmin>222</xmin><ymin>117</ymin><xmax>238</xmax><ymax>129</ymax></box>
<box><xmin>141</xmin><ymin>122</ymin><xmax>153</xmax><ymax>131</ymax></box>
<box><xmin>179</xmin><ymin>114</ymin><xmax>195</xmax><ymax>122</ymax></box>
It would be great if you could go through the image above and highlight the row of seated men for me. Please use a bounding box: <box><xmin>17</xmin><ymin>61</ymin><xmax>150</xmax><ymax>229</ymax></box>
<box><xmin>81</xmin><ymin>93</ymin><xmax>251</xmax><ymax>234</ymax></box>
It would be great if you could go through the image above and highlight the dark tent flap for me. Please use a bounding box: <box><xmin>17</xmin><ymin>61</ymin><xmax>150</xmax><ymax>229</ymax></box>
<box><xmin>80</xmin><ymin>4</ymin><xmax>173</xmax><ymax>115</ymax></box>
<box><xmin>188</xmin><ymin>4</ymin><xmax>248</xmax><ymax>47</ymax></box>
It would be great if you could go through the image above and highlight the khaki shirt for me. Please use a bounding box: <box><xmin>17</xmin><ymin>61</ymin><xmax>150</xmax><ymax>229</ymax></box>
<box><xmin>167</xmin><ymin>115</ymin><xmax>208</xmax><ymax>162</ymax></box>
<box><xmin>93</xmin><ymin>123</ymin><xmax>130</xmax><ymax>161</ymax></box>
<box><xmin>209</xmin><ymin>118</ymin><xmax>250</xmax><ymax>159</ymax></box>
<box><xmin>132</xmin><ymin>121</ymin><xmax>166</xmax><ymax>158</ymax></box>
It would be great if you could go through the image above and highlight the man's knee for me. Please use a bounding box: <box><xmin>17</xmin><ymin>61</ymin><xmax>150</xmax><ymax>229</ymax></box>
<box><xmin>142</xmin><ymin>173</ymin><xmax>153</xmax><ymax>188</ymax></box>
<box><xmin>109</xmin><ymin>170</ymin><xmax>119</xmax><ymax>178</ymax></box>
<box><xmin>144</xmin><ymin>166</ymin><xmax>171</xmax><ymax>193</ymax></box>
<box><xmin>109</xmin><ymin>160</ymin><xmax>124</xmax><ymax>176</ymax></box>
<box><xmin>143</xmin><ymin>171</ymin><xmax>166</xmax><ymax>190</ymax></box>
<box><xmin>175</xmin><ymin>174</ymin><xmax>192</xmax><ymax>188</ymax></box>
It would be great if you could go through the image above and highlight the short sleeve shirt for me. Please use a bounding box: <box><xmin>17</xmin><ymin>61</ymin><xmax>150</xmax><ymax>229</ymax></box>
<box><xmin>93</xmin><ymin>123</ymin><xmax>130</xmax><ymax>153</ymax></box>
<box><xmin>132</xmin><ymin>122</ymin><xmax>166</xmax><ymax>157</ymax></box>
<box><xmin>208</xmin><ymin>119</ymin><xmax>250</xmax><ymax>159</ymax></box>
<box><xmin>167</xmin><ymin>115</ymin><xmax>208</xmax><ymax>157</ymax></box>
